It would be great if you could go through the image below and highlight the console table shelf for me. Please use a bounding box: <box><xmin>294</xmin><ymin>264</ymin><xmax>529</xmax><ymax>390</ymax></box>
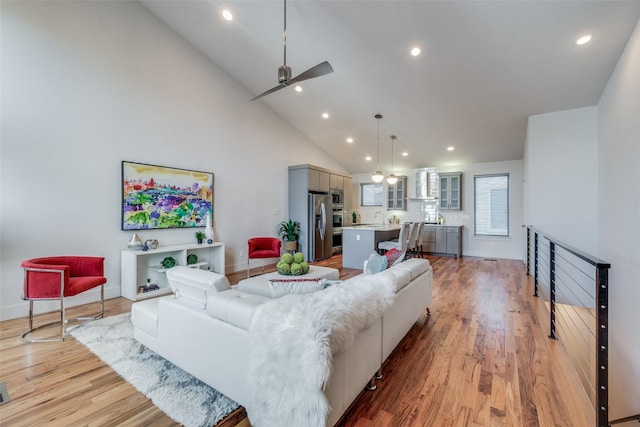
<box><xmin>121</xmin><ymin>242</ymin><xmax>225</xmax><ymax>301</ymax></box>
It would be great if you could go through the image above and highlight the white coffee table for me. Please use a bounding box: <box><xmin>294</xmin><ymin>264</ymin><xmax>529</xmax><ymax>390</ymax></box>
<box><xmin>236</xmin><ymin>265</ymin><xmax>339</xmax><ymax>298</ymax></box>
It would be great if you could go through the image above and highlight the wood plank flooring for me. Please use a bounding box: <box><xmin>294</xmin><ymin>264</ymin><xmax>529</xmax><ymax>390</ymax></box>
<box><xmin>0</xmin><ymin>255</ymin><xmax>592</xmax><ymax>426</ymax></box>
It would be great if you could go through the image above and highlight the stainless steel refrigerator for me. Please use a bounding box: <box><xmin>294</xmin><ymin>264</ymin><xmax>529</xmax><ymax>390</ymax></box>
<box><xmin>308</xmin><ymin>193</ymin><xmax>333</xmax><ymax>261</ymax></box>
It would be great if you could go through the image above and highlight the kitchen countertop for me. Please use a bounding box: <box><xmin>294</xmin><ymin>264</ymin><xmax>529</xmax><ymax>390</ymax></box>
<box><xmin>342</xmin><ymin>224</ymin><xmax>402</xmax><ymax>231</ymax></box>
<box><xmin>344</xmin><ymin>223</ymin><xmax>462</xmax><ymax>230</ymax></box>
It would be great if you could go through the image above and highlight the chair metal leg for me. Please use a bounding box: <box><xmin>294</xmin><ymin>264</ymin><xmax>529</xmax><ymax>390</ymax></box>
<box><xmin>20</xmin><ymin>286</ymin><xmax>105</xmax><ymax>343</ymax></box>
<box><xmin>20</xmin><ymin>299</ymin><xmax>65</xmax><ymax>343</ymax></box>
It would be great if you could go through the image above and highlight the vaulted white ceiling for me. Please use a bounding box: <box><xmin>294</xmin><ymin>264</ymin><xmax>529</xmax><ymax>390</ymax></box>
<box><xmin>141</xmin><ymin>0</ymin><xmax>640</xmax><ymax>174</ymax></box>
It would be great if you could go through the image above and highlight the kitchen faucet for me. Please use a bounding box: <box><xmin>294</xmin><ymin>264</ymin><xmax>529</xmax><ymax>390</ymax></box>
<box><xmin>375</xmin><ymin>210</ymin><xmax>385</xmax><ymax>225</ymax></box>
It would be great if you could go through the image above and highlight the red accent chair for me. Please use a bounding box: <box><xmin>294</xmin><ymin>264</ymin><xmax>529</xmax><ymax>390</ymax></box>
<box><xmin>247</xmin><ymin>237</ymin><xmax>281</xmax><ymax>278</ymax></box>
<box><xmin>20</xmin><ymin>256</ymin><xmax>107</xmax><ymax>342</ymax></box>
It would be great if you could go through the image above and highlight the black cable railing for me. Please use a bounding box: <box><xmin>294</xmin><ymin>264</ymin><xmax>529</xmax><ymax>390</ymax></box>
<box><xmin>527</xmin><ymin>226</ymin><xmax>611</xmax><ymax>427</ymax></box>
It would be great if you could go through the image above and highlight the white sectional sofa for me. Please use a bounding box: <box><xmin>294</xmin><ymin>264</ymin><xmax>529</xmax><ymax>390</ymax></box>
<box><xmin>131</xmin><ymin>258</ymin><xmax>432</xmax><ymax>426</ymax></box>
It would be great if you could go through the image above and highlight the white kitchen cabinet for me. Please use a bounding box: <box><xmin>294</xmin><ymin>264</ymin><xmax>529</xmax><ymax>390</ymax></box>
<box><xmin>121</xmin><ymin>242</ymin><xmax>225</xmax><ymax>301</ymax></box>
<box><xmin>439</xmin><ymin>172</ymin><xmax>462</xmax><ymax>210</ymax></box>
<box><xmin>387</xmin><ymin>176</ymin><xmax>407</xmax><ymax>210</ymax></box>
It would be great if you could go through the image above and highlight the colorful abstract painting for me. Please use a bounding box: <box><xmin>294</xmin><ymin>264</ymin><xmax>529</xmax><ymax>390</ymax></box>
<box><xmin>122</xmin><ymin>161</ymin><xmax>213</xmax><ymax>230</ymax></box>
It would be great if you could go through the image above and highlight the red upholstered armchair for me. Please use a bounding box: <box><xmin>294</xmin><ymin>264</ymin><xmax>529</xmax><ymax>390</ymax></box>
<box><xmin>21</xmin><ymin>256</ymin><xmax>107</xmax><ymax>342</ymax></box>
<box><xmin>247</xmin><ymin>237</ymin><xmax>281</xmax><ymax>278</ymax></box>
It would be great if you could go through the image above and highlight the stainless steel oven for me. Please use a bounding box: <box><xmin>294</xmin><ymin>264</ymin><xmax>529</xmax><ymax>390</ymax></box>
<box><xmin>331</xmin><ymin>189</ymin><xmax>343</xmax><ymax>207</ymax></box>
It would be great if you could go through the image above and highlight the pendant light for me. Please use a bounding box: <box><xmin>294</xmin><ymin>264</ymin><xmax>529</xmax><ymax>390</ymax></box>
<box><xmin>371</xmin><ymin>114</ymin><xmax>384</xmax><ymax>183</ymax></box>
<box><xmin>387</xmin><ymin>135</ymin><xmax>398</xmax><ymax>185</ymax></box>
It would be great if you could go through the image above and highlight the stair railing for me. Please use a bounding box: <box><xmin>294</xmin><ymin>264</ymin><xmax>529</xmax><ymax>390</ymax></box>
<box><xmin>527</xmin><ymin>226</ymin><xmax>611</xmax><ymax>427</ymax></box>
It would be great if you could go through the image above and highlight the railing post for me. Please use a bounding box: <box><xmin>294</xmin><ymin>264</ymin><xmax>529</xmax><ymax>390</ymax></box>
<box><xmin>596</xmin><ymin>266</ymin><xmax>609</xmax><ymax>427</ymax></box>
<box><xmin>526</xmin><ymin>227</ymin><xmax>531</xmax><ymax>275</ymax></box>
<box><xmin>533</xmin><ymin>231</ymin><xmax>539</xmax><ymax>297</ymax></box>
<box><xmin>548</xmin><ymin>241</ymin><xmax>557</xmax><ymax>339</ymax></box>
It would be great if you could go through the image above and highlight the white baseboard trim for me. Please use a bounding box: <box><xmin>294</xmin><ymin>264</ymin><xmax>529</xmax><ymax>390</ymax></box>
<box><xmin>0</xmin><ymin>286</ymin><xmax>121</xmax><ymax>322</ymax></box>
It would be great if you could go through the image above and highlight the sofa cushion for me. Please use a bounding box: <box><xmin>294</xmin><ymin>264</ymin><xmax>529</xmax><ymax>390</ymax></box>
<box><xmin>364</xmin><ymin>251</ymin><xmax>387</xmax><ymax>275</ymax></box>
<box><xmin>166</xmin><ymin>266</ymin><xmax>231</xmax><ymax>307</ymax></box>
<box><xmin>131</xmin><ymin>298</ymin><xmax>160</xmax><ymax>338</ymax></box>
<box><xmin>378</xmin><ymin>266</ymin><xmax>413</xmax><ymax>292</ymax></box>
<box><xmin>206</xmin><ymin>290</ymin><xmax>270</xmax><ymax>330</ymax></box>
<box><xmin>392</xmin><ymin>258</ymin><xmax>430</xmax><ymax>280</ymax></box>
<box><xmin>267</xmin><ymin>278</ymin><xmax>325</xmax><ymax>298</ymax></box>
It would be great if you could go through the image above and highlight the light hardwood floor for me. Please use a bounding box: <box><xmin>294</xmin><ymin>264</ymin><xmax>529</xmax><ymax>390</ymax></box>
<box><xmin>0</xmin><ymin>255</ymin><xmax>592</xmax><ymax>426</ymax></box>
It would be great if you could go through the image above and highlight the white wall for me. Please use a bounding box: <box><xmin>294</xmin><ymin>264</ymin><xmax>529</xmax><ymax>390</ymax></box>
<box><xmin>597</xmin><ymin>19</ymin><xmax>640</xmax><ymax>419</ymax></box>
<box><xmin>0</xmin><ymin>1</ymin><xmax>346</xmax><ymax>320</ymax></box>
<box><xmin>350</xmin><ymin>159</ymin><xmax>525</xmax><ymax>260</ymax></box>
<box><xmin>526</xmin><ymin>106</ymin><xmax>599</xmax><ymax>254</ymax></box>
<box><xmin>524</xmin><ymin>18</ymin><xmax>640</xmax><ymax>419</ymax></box>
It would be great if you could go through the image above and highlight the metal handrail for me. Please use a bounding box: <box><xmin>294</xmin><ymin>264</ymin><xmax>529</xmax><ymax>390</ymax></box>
<box><xmin>527</xmin><ymin>226</ymin><xmax>611</xmax><ymax>269</ymax></box>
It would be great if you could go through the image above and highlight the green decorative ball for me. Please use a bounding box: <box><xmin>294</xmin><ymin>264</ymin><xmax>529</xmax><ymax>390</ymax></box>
<box><xmin>187</xmin><ymin>253</ymin><xmax>198</xmax><ymax>265</ymax></box>
<box><xmin>290</xmin><ymin>263</ymin><xmax>303</xmax><ymax>276</ymax></box>
<box><xmin>281</xmin><ymin>253</ymin><xmax>294</xmax><ymax>264</ymax></box>
<box><xmin>161</xmin><ymin>256</ymin><xmax>176</xmax><ymax>269</ymax></box>
<box><xmin>277</xmin><ymin>262</ymin><xmax>291</xmax><ymax>275</ymax></box>
<box><xmin>299</xmin><ymin>261</ymin><xmax>309</xmax><ymax>274</ymax></box>
<box><xmin>293</xmin><ymin>252</ymin><xmax>305</xmax><ymax>263</ymax></box>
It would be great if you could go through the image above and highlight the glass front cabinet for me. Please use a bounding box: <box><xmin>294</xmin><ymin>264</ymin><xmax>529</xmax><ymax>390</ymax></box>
<box><xmin>439</xmin><ymin>172</ymin><xmax>462</xmax><ymax>210</ymax></box>
<box><xmin>387</xmin><ymin>176</ymin><xmax>407</xmax><ymax>210</ymax></box>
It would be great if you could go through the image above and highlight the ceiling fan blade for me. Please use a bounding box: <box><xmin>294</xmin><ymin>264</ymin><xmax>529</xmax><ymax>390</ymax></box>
<box><xmin>249</xmin><ymin>83</ymin><xmax>287</xmax><ymax>101</ymax></box>
<box><xmin>287</xmin><ymin>61</ymin><xmax>334</xmax><ymax>85</ymax></box>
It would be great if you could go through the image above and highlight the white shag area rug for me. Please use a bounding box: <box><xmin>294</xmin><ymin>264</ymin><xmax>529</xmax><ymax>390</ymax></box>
<box><xmin>70</xmin><ymin>313</ymin><xmax>239</xmax><ymax>427</ymax></box>
<box><xmin>247</xmin><ymin>273</ymin><xmax>396</xmax><ymax>426</ymax></box>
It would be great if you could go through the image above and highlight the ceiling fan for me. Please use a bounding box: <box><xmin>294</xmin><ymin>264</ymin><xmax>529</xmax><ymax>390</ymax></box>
<box><xmin>250</xmin><ymin>0</ymin><xmax>333</xmax><ymax>101</ymax></box>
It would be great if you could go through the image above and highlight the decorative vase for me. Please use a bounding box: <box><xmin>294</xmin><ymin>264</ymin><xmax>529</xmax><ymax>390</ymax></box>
<box><xmin>283</xmin><ymin>240</ymin><xmax>297</xmax><ymax>252</ymax></box>
<box><xmin>204</xmin><ymin>213</ymin><xmax>215</xmax><ymax>242</ymax></box>
<box><xmin>128</xmin><ymin>233</ymin><xmax>142</xmax><ymax>250</ymax></box>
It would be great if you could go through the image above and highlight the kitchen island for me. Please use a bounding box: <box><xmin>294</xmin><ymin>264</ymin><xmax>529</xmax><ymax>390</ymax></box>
<box><xmin>342</xmin><ymin>224</ymin><xmax>401</xmax><ymax>269</ymax></box>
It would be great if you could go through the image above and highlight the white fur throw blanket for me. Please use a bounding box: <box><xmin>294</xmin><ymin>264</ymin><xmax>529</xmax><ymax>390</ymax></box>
<box><xmin>246</xmin><ymin>273</ymin><xmax>396</xmax><ymax>427</ymax></box>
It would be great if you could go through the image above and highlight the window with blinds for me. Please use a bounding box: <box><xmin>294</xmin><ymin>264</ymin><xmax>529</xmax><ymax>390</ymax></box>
<box><xmin>474</xmin><ymin>174</ymin><xmax>509</xmax><ymax>237</ymax></box>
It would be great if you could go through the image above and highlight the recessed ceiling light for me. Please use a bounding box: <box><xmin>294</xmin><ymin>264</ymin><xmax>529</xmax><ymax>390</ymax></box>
<box><xmin>447</xmin><ymin>146</ymin><xmax>455</xmax><ymax>151</ymax></box>
<box><xmin>411</xmin><ymin>47</ymin><xmax>421</xmax><ymax>56</ymax></box>
<box><xmin>402</xmin><ymin>152</ymin><xmax>408</xmax><ymax>157</ymax></box>
<box><xmin>222</xmin><ymin>10</ymin><xmax>233</xmax><ymax>21</ymax></box>
<box><xmin>294</xmin><ymin>85</ymin><xmax>302</xmax><ymax>93</ymax></box>
<box><xmin>346</xmin><ymin>137</ymin><xmax>354</xmax><ymax>143</ymax></box>
<box><xmin>321</xmin><ymin>112</ymin><xmax>329</xmax><ymax>119</ymax></box>
<box><xmin>365</xmin><ymin>156</ymin><xmax>372</xmax><ymax>161</ymax></box>
<box><xmin>576</xmin><ymin>34</ymin><xmax>592</xmax><ymax>46</ymax></box>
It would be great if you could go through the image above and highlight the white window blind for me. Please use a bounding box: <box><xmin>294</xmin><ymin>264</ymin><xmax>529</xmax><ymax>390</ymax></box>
<box><xmin>474</xmin><ymin>174</ymin><xmax>509</xmax><ymax>237</ymax></box>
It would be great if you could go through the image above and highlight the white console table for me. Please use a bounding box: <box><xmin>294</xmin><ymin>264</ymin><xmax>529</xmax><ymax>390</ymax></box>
<box><xmin>121</xmin><ymin>242</ymin><xmax>225</xmax><ymax>301</ymax></box>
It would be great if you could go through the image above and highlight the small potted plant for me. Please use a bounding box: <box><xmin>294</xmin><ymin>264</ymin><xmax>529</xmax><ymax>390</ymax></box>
<box><xmin>195</xmin><ymin>230</ymin><xmax>206</xmax><ymax>244</ymax></box>
<box><xmin>278</xmin><ymin>219</ymin><xmax>300</xmax><ymax>252</ymax></box>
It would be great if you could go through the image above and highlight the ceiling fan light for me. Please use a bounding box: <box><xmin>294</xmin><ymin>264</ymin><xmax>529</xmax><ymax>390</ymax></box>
<box><xmin>387</xmin><ymin>174</ymin><xmax>398</xmax><ymax>185</ymax></box>
<box><xmin>372</xmin><ymin>171</ymin><xmax>384</xmax><ymax>183</ymax></box>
